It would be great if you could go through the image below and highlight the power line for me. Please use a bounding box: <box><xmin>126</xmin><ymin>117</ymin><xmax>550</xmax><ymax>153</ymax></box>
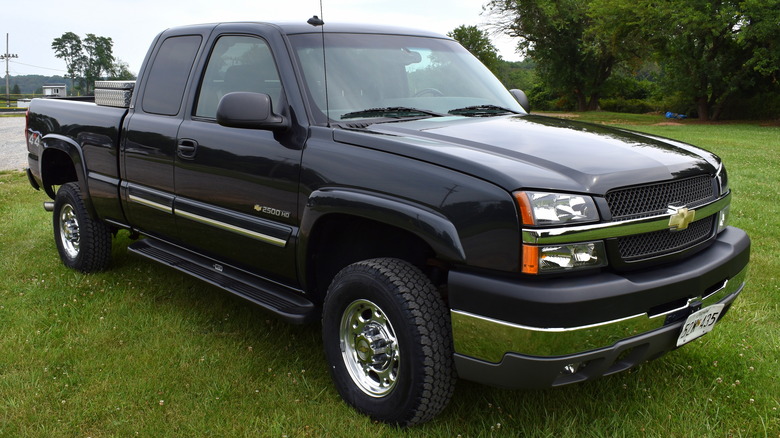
<box><xmin>10</xmin><ymin>59</ymin><xmax>67</xmax><ymax>73</ymax></box>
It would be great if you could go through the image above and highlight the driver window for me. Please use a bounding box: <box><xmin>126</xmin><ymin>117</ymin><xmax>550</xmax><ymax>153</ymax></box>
<box><xmin>195</xmin><ymin>35</ymin><xmax>282</xmax><ymax>118</ymax></box>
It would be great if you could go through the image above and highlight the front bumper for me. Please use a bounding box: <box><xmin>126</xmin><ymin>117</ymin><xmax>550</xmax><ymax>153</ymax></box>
<box><xmin>449</xmin><ymin>226</ymin><xmax>750</xmax><ymax>388</ymax></box>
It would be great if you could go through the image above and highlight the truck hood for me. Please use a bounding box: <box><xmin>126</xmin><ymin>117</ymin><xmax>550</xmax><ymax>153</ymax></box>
<box><xmin>332</xmin><ymin>115</ymin><xmax>720</xmax><ymax>194</ymax></box>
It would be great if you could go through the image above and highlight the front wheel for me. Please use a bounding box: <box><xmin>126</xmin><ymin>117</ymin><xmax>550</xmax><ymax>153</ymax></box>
<box><xmin>53</xmin><ymin>182</ymin><xmax>112</xmax><ymax>272</ymax></box>
<box><xmin>322</xmin><ymin>258</ymin><xmax>455</xmax><ymax>426</ymax></box>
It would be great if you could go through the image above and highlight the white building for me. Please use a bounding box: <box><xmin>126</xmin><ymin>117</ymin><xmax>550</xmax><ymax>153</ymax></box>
<box><xmin>43</xmin><ymin>84</ymin><xmax>67</xmax><ymax>97</ymax></box>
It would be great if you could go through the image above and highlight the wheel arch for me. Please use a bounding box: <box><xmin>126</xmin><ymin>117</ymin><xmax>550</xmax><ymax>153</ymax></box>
<box><xmin>298</xmin><ymin>189</ymin><xmax>466</xmax><ymax>302</ymax></box>
<box><xmin>39</xmin><ymin>134</ymin><xmax>95</xmax><ymax>215</ymax></box>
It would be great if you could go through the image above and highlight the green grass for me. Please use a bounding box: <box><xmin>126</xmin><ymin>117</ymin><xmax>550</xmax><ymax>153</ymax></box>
<box><xmin>1</xmin><ymin>114</ymin><xmax>778</xmax><ymax>436</ymax></box>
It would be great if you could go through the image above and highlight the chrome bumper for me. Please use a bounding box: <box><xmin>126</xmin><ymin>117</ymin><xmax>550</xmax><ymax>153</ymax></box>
<box><xmin>452</xmin><ymin>266</ymin><xmax>747</xmax><ymax>363</ymax></box>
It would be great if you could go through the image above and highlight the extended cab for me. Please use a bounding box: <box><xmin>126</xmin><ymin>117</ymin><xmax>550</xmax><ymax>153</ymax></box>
<box><xmin>25</xmin><ymin>20</ymin><xmax>750</xmax><ymax>426</ymax></box>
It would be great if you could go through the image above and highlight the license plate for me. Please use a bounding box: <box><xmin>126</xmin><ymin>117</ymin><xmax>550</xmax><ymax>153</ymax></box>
<box><xmin>676</xmin><ymin>304</ymin><xmax>725</xmax><ymax>347</ymax></box>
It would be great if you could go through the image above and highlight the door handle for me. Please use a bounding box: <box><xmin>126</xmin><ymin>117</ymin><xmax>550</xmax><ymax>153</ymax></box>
<box><xmin>177</xmin><ymin>139</ymin><xmax>198</xmax><ymax>159</ymax></box>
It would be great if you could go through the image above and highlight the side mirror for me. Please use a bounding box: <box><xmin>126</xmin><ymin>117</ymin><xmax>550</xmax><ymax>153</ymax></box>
<box><xmin>510</xmin><ymin>89</ymin><xmax>531</xmax><ymax>113</ymax></box>
<box><xmin>216</xmin><ymin>92</ymin><xmax>289</xmax><ymax>131</ymax></box>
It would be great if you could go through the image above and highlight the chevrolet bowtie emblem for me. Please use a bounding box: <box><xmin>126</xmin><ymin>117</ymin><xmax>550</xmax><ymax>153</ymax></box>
<box><xmin>668</xmin><ymin>206</ymin><xmax>696</xmax><ymax>231</ymax></box>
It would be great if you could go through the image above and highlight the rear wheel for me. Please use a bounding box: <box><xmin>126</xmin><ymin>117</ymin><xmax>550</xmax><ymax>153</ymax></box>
<box><xmin>53</xmin><ymin>182</ymin><xmax>112</xmax><ymax>272</ymax></box>
<box><xmin>322</xmin><ymin>258</ymin><xmax>455</xmax><ymax>426</ymax></box>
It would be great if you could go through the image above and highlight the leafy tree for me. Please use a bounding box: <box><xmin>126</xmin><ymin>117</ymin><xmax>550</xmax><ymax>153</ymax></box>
<box><xmin>739</xmin><ymin>0</ymin><xmax>780</xmax><ymax>83</ymax></box>
<box><xmin>83</xmin><ymin>34</ymin><xmax>115</xmax><ymax>94</ymax></box>
<box><xmin>52</xmin><ymin>32</ymin><xmax>86</xmax><ymax>94</ymax></box>
<box><xmin>589</xmin><ymin>0</ymin><xmax>779</xmax><ymax>120</ymax></box>
<box><xmin>448</xmin><ymin>25</ymin><xmax>501</xmax><ymax>72</ymax></box>
<box><xmin>643</xmin><ymin>0</ymin><xmax>753</xmax><ymax>120</ymax></box>
<box><xmin>109</xmin><ymin>60</ymin><xmax>136</xmax><ymax>80</ymax></box>
<box><xmin>52</xmin><ymin>32</ymin><xmax>117</xmax><ymax>95</ymax></box>
<box><xmin>487</xmin><ymin>0</ymin><xmax>632</xmax><ymax>111</ymax></box>
<box><xmin>11</xmin><ymin>84</ymin><xmax>21</xmax><ymax>95</ymax></box>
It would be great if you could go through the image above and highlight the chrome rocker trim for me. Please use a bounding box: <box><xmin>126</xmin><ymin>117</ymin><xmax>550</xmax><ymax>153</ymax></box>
<box><xmin>176</xmin><ymin>209</ymin><xmax>288</xmax><ymax>247</ymax></box>
<box><xmin>128</xmin><ymin>194</ymin><xmax>173</xmax><ymax>214</ymax></box>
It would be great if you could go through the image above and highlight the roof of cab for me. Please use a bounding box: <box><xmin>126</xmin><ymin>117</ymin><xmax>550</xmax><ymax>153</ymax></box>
<box><xmin>271</xmin><ymin>21</ymin><xmax>449</xmax><ymax>38</ymax></box>
<box><xmin>157</xmin><ymin>21</ymin><xmax>452</xmax><ymax>42</ymax></box>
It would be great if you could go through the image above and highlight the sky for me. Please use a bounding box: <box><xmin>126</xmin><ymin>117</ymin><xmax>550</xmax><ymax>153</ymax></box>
<box><xmin>2</xmin><ymin>0</ymin><xmax>521</xmax><ymax>78</ymax></box>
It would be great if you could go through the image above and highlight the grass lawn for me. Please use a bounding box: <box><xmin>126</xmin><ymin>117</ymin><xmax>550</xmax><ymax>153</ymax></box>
<box><xmin>1</xmin><ymin>112</ymin><xmax>778</xmax><ymax>437</ymax></box>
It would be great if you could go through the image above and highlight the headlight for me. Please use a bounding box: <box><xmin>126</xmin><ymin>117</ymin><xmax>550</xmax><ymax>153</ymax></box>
<box><xmin>522</xmin><ymin>241</ymin><xmax>607</xmax><ymax>274</ymax></box>
<box><xmin>515</xmin><ymin>191</ymin><xmax>599</xmax><ymax>226</ymax></box>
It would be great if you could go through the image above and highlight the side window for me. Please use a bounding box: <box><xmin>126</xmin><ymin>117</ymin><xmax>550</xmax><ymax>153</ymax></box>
<box><xmin>142</xmin><ymin>35</ymin><xmax>202</xmax><ymax>116</ymax></box>
<box><xmin>195</xmin><ymin>36</ymin><xmax>282</xmax><ymax>119</ymax></box>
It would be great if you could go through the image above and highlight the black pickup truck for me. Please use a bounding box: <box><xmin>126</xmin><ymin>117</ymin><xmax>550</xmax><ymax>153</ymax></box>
<box><xmin>25</xmin><ymin>20</ymin><xmax>750</xmax><ymax>426</ymax></box>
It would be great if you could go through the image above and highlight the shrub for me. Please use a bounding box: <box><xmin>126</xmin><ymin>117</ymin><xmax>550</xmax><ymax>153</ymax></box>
<box><xmin>599</xmin><ymin>98</ymin><xmax>657</xmax><ymax>114</ymax></box>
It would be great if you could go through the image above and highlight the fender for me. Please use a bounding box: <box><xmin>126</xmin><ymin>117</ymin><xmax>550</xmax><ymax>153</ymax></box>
<box><xmin>39</xmin><ymin>133</ymin><xmax>95</xmax><ymax>216</ymax></box>
<box><xmin>298</xmin><ymin>188</ymin><xmax>467</xmax><ymax>277</ymax></box>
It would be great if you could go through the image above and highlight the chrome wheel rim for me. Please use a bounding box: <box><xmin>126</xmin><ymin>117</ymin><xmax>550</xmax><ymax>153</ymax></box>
<box><xmin>59</xmin><ymin>203</ymin><xmax>80</xmax><ymax>259</ymax></box>
<box><xmin>340</xmin><ymin>299</ymin><xmax>400</xmax><ymax>397</ymax></box>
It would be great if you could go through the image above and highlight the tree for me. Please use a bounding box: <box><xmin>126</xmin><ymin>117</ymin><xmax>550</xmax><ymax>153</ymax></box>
<box><xmin>448</xmin><ymin>25</ymin><xmax>501</xmax><ymax>72</ymax></box>
<box><xmin>494</xmin><ymin>59</ymin><xmax>538</xmax><ymax>92</ymax></box>
<box><xmin>487</xmin><ymin>0</ymin><xmax>629</xmax><ymax>111</ymax></box>
<box><xmin>11</xmin><ymin>84</ymin><xmax>21</xmax><ymax>96</ymax></box>
<box><xmin>589</xmin><ymin>0</ymin><xmax>779</xmax><ymax>120</ymax></box>
<box><xmin>740</xmin><ymin>0</ymin><xmax>780</xmax><ymax>83</ymax></box>
<box><xmin>52</xmin><ymin>32</ymin><xmax>116</xmax><ymax>95</ymax></box>
<box><xmin>52</xmin><ymin>32</ymin><xmax>86</xmax><ymax>95</ymax></box>
<box><xmin>643</xmin><ymin>0</ymin><xmax>754</xmax><ymax>120</ymax></box>
<box><xmin>109</xmin><ymin>60</ymin><xmax>136</xmax><ymax>80</ymax></box>
<box><xmin>83</xmin><ymin>34</ymin><xmax>115</xmax><ymax>94</ymax></box>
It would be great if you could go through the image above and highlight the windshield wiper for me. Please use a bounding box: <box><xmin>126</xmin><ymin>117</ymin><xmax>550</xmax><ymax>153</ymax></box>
<box><xmin>448</xmin><ymin>105</ymin><xmax>520</xmax><ymax>117</ymax></box>
<box><xmin>341</xmin><ymin>107</ymin><xmax>446</xmax><ymax>120</ymax></box>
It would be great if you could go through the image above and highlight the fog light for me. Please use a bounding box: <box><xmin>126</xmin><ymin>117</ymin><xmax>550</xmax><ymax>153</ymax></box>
<box><xmin>522</xmin><ymin>241</ymin><xmax>607</xmax><ymax>274</ymax></box>
<box><xmin>717</xmin><ymin>206</ymin><xmax>730</xmax><ymax>233</ymax></box>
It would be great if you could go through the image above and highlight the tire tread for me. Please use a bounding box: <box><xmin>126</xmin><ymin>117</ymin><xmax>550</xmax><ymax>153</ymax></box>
<box><xmin>325</xmin><ymin>257</ymin><xmax>456</xmax><ymax>426</ymax></box>
<box><xmin>54</xmin><ymin>182</ymin><xmax>112</xmax><ymax>272</ymax></box>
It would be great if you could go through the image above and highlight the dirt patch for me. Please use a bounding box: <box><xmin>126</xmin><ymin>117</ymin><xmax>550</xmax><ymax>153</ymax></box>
<box><xmin>533</xmin><ymin>111</ymin><xmax>580</xmax><ymax>119</ymax></box>
<box><xmin>546</xmin><ymin>113</ymin><xmax>580</xmax><ymax>118</ymax></box>
<box><xmin>653</xmin><ymin>122</ymin><xmax>684</xmax><ymax>126</ymax></box>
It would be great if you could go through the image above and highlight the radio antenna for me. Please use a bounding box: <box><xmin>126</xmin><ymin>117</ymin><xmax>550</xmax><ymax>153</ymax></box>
<box><xmin>307</xmin><ymin>2</ymin><xmax>330</xmax><ymax>127</ymax></box>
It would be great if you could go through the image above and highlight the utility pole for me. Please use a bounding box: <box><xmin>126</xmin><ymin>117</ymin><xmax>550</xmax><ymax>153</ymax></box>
<box><xmin>1</xmin><ymin>33</ymin><xmax>18</xmax><ymax>107</ymax></box>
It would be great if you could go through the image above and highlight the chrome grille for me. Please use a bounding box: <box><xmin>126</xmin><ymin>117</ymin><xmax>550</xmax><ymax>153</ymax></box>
<box><xmin>617</xmin><ymin>216</ymin><xmax>715</xmax><ymax>261</ymax></box>
<box><xmin>606</xmin><ymin>176</ymin><xmax>715</xmax><ymax>220</ymax></box>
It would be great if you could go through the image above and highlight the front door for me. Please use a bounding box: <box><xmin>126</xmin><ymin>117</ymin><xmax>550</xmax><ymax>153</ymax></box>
<box><xmin>174</xmin><ymin>34</ymin><xmax>302</xmax><ymax>285</ymax></box>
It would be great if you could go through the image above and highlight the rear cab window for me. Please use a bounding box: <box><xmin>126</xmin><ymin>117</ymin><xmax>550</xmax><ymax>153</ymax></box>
<box><xmin>141</xmin><ymin>35</ymin><xmax>203</xmax><ymax>116</ymax></box>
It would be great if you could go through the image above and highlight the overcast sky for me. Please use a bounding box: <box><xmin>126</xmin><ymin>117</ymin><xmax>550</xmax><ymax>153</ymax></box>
<box><xmin>2</xmin><ymin>0</ymin><xmax>520</xmax><ymax>77</ymax></box>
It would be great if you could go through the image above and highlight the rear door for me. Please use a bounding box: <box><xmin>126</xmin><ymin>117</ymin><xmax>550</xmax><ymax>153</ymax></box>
<box><xmin>174</xmin><ymin>25</ymin><xmax>304</xmax><ymax>285</ymax></box>
<box><xmin>121</xmin><ymin>30</ymin><xmax>206</xmax><ymax>239</ymax></box>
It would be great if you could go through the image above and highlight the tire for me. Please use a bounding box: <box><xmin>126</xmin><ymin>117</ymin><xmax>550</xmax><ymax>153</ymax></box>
<box><xmin>322</xmin><ymin>258</ymin><xmax>456</xmax><ymax>426</ymax></box>
<box><xmin>53</xmin><ymin>182</ymin><xmax>112</xmax><ymax>273</ymax></box>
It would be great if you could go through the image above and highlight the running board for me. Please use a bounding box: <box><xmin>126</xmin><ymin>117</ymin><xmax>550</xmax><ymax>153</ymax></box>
<box><xmin>128</xmin><ymin>239</ymin><xmax>317</xmax><ymax>324</ymax></box>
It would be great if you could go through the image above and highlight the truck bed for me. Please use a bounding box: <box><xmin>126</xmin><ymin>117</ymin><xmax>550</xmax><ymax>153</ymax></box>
<box><xmin>26</xmin><ymin>97</ymin><xmax>129</xmax><ymax>222</ymax></box>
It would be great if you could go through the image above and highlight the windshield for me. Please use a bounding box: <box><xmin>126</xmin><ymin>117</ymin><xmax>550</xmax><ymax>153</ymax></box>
<box><xmin>289</xmin><ymin>33</ymin><xmax>524</xmax><ymax>124</ymax></box>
